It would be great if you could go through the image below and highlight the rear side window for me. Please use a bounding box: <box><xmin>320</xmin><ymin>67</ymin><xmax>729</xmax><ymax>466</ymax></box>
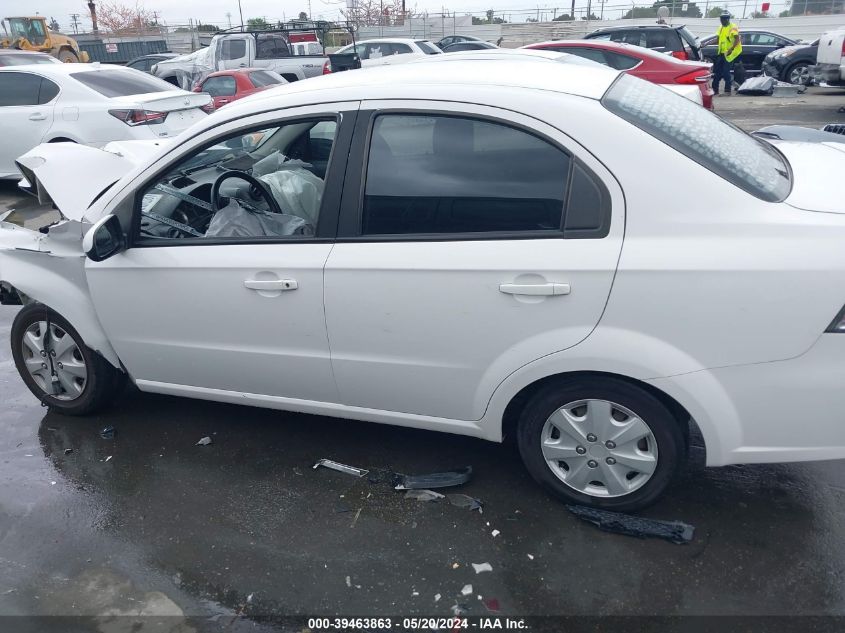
<box><xmin>603</xmin><ymin>74</ymin><xmax>791</xmax><ymax>202</ymax></box>
<box><xmin>646</xmin><ymin>30</ymin><xmax>680</xmax><ymax>52</ymax></box>
<box><xmin>249</xmin><ymin>70</ymin><xmax>283</xmax><ymax>87</ymax></box>
<box><xmin>0</xmin><ymin>72</ymin><xmax>54</xmax><ymax>106</ymax></box>
<box><xmin>604</xmin><ymin>51</ymin><xmax>640</xmax><ymax>70</ymax></box>
<box><xmin>71</xmin><ymin>69</ymin><xmax>173</xmax><ymax>97</ymax></box>
<box><xmin>361</xmin><ymin>114</ymin><xmax>608</xmax><ymax>238</ymax></box>
<box><xmin>553</xmin><ymin>47</ymin><xmax>609</xmax><ymax>66</ymax></box>
<box><xmin>256</xmin><ymin>34</ymin><xmax>290</xmax><ymax>59</ymax></box>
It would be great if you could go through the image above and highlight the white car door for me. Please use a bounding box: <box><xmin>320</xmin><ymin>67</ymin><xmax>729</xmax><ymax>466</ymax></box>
<box><xmin>219</xmin><ymin>36</ymin><xmax>251</xmax><ymax>70</ymax></box>
<box><xmin>0</xmin><ymin>71</ymin><xmax>57</xmax><ymax>177</ymax></box>
<box><xmin>324</xmin><ymin>102</ymin><xmax>624</xmax><ymax>422</ymax></box>
<box><xmin>85</xmin><ymin>103</ymin><xmax>358</xmax><ymax>403</ymax></box>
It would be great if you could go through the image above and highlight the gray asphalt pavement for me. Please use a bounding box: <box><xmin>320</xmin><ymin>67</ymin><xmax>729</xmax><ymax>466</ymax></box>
<box><xmin>2</xmin><ymin>91</ymin><xmax>845</xmax><ymax>631</ymax></box>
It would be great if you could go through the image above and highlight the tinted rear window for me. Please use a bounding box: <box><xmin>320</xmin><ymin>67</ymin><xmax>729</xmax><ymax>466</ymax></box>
<box><xmin>415</xmin><ymin>41</ymin><xmax>441</xmax><ymax>55</ymax></box>
<box><xmin>71</xmin><ymin>69</ymin><xmax>174</xmax><ymax>97</ymax></box>
<box><xmin>249</xmin><ymin>70</ymin><xmax>283</xmax><ymax>87</ymax></box>
<box><xmin>603</xmin><ymin>74</ymin><xmax>791</xmax><ymax>202</ymax></box>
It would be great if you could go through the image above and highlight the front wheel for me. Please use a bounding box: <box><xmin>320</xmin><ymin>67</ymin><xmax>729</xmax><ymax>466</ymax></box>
<box><xmin>785</xmin><ymin>61</ymin><xmax>811</xmax><ymax>86</ymax></box>
<box><xmin>11</xmin><ymin>304</ymin><xmax>124</xmax><ymax>415</ymax></box>
<box><xmin>516</xmin><ymin>376</ymin><xmax>685</xmax><ymax>512</ymax></box>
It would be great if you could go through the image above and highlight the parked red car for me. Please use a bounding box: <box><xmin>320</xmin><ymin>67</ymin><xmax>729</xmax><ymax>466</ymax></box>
<box><xmin>524</xmin><ymin>40</ymin><xmax>714</xmax><ymax>110</ymax></box>
<box><xmin>193</xmin><ymin>68</ymin><xmax>287</xmax><ymax>109</ymax></box>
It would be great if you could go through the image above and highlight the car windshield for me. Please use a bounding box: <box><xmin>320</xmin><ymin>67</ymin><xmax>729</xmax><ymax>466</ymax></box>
<box><xmin>603</xmin><ymin>74</ymin><xmax>791</xmax><ymax>202</ymax></box>
<box><xmin>415</xmin><ymin>41</ymin><xmax>441</xmax><ymax>55</ymax></box>
<box><xmin>71</xmin><ymin>69</ymin><xmax>176</xmax><ymax>97</ymax></box>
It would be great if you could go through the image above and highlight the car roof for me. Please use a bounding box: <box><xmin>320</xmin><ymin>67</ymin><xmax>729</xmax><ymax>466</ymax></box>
<box><xmin>0</xmin><ymin>50</ymin><xmax>54</xmax><ymax>55</ymax></box>
<box><xmin>351</xmin><ymin>38</ymin><xmax>428</xmax><ymax>44</ymax></box>
<box><xmin>589</xmin><ymin>24</ymin><xmax>682</xmax><ymax>32</ymax></box>
<box><xmin>0</xmin><ymin>62</ymin><xmax>136</xmax><ymax>75</ymax></box>
<box><xmin>206</xmin><ymin>67</ymin><xmax>265</xmax><ymax>77</ymax></box>
<box><xmin>213</xmin><ymin>57</ymin><xmax>618</xmax><ymax>126</ymax></box>
<box><xmin>528</xmin><ymin>39</ymin><xmax>696</xmax><ymax>62</ymax></box>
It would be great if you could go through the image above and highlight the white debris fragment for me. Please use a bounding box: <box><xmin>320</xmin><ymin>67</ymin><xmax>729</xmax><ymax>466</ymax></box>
<box><xmin>434</xmin><ymin>593</ymin><xmax>441</xmax><ymax>602</ymax></box>
<box><xmin>412</xmin><ymin>591</ymin><xmax>419</xmax><ymax>596</ymax></box>
<box><xmin>527</xmin><ymin>554</ymin><xmax>534</xmax><ymax>560</ymax></box>
<box><xmin>491</xmin><ymin>529</ymin><xmax>500</xmax><ymax>537</ymax></box>
<box><xmin>196</xmin><ymin>436</ymin><xmax>213</xmax><ymax>446</ymax></box>
<box><xmin>345</xmin><ymin>576</ymin><xmax>351</xmax><ymax>588</ymax></box>
<box><xmin>247</xmin><ymin>593</ymin><xmax>254</xmax><ymax>603</ymax></box>
<box><xmin>461</xmin><ymin>584</ymin><xmax>473</xmax><ymax>596</ymax></box>
<box><xmin>472</xmin><ymin>563</ymin><xmax>493</xmax><ymax>574</ymax></box>
<box><xmin>50</xmin><ymin>481</ymin><xmax>56</xmax><ymax>486</ymax></box>
<box><xmin>105</xmin><ymin>456</ymin><xmax>112</xmax><ymax>462</ymax></box>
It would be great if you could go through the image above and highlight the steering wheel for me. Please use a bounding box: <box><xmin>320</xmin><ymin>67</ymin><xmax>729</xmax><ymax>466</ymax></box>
<box><xmin>211</xmin><ymin>170</ymin><xmax>283</xmax><ymax>215</ymax></box>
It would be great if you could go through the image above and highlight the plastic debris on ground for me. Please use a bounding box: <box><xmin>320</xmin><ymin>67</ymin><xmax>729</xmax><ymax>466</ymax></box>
<box><xmin>527</xmin><ymin>554</ymin><xmax>534</xmax><ymax>560</ymax></box>
<box><xmin>312</xmin><ymin>458</ymin><xmax>369</xmax><ymax>477</ymax></box>
<box><xmin>345</xmin><ymin>576</ymin><xmax>351</xmax><ymax>588</ymax></box>
<box><xmin>99</xmin><ymin>426</ymin><xmax>115</xmax><ymax>440</ymax></box>
<box><xmin>404</xmin><ymin>489</ymin><xmax>445</xmax><ymax>502</ymax></box>
<box><xmin>460</xmin><ymin>584</ymin><xmax>473</xmax><ymax>596</ymax></box>
<box><xmin>195</xmin><ymin>436</ymin><xmax>213</xmax><ymax>446</ymax></box>
<box><xmin>434</xmin><ymin>593</ymin><xmax>441</xmax><ymax>602</ymax></box>
<box><xmin>472</xmin><ymin>562</ymin><xmax>493</xmax><ymax>574</ymax></box>
<box><xmin>393</xmin><ymin>466</ymin><xmax>472</xmax><ymax>490</ymax></box>
<box><xmin>64</xmin><ymin>448</ymin><xmax>73</xmax><ymax>455</ymax></box>
<box><xmin>484</xmin><ymin>598</ymin><xmax>501</xmax><ymax>613</ymax></box>
<box><xmin>104</xmin><ymin>456</ymin><xmax>112</xmax><ymax>463</ymax></box>
<box><xmin>567</xmin><ymin>505</ymin><xmax>694</xmax><ymax>544</ymax></box>
<box><xmin>447</xmin><ymin>493</ymin><xmax>483</xmax><ymax>513</ymax></box>
<box><xmin>491</xmin><ymin>529</ymin><xmax>500</xmax><ymax>537</ymax></box>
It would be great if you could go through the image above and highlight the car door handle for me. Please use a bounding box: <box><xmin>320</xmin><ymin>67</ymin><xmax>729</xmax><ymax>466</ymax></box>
<box><xmin>29</xmin><ymin>113</ymin><xmax>47</xmax><ymax>121</ymax></box>
<box><xmin>499</xmin><ymin>282</ymin><xmax>570</xmax><ymax>296</ymax></box>
<box><xmin>244</xmin><ymin>279</ymin><xmax>298</xmax><ymax>291</ymax></box>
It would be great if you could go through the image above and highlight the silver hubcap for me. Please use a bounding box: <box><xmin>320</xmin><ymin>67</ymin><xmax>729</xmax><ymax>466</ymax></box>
<box><xmin>789</xmin><ymin>65</ymin><xmax>809</xmax><ymax>84</ymax></box>
<box><xmin>541</xmin><ymin>399</ymin><xmax>658</xmax><ymax>498</ymax></box>
<box><xmin>21</xmin><ymin>321</ymin><xmax>87</xmax><ymax>401</ymax></box>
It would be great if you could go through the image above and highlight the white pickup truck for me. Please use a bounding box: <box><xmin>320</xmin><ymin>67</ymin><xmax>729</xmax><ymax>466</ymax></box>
<box><xmin>152</xmin><ymin>31</ymin><xmax>327</xmax><ymax>89</ymax></box>
<box><xmin>814</xmin><ymin>28</ymin><xmax>845</xmax><ymax>87</ymax></box>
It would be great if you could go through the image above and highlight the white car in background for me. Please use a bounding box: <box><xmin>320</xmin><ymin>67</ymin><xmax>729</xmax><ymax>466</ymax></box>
<box><xmin>334</xmin><ymin>38</ymin><xmax>441</xmax><ymax>68</ymax></box>
<box><xmin>0</xmin><ymin>63</ymin><xmax>211</xmax><ymax>178</ymax></box>
<box><xmin>814</xmin><ymin>28</ymin><xmax>845</xmax><ymax>86</ymax></box>
<box><xmin>1</xmin><ymin>56</ymin><xmax>844</xmax><ymax>511</ymax></box>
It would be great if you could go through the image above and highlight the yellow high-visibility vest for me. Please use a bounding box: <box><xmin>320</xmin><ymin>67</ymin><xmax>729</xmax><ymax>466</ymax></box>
<box><xmin>717</xmin><ymin>23</ymin><xmax>742</xmax><ymax>62</ymax></box>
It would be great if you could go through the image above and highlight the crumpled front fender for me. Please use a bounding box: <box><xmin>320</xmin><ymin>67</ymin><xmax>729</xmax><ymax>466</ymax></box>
<box><xmin>0</xmin><ymin>219</ymin><xmax>121</xmax><ymax>369</ymax></box>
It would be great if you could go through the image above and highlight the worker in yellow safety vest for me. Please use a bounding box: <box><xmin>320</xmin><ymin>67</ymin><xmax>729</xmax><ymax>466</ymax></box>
<box><xmin>712</xmin><ymin>12</ymin><xmax>742</xmax><ymax>96</ymax></box>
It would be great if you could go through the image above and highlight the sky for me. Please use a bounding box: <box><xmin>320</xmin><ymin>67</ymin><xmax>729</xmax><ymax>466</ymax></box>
<box><xmin>15</xmin><ymin>0</ymin><xmax>625</xmax><ymax>30</ymax></box>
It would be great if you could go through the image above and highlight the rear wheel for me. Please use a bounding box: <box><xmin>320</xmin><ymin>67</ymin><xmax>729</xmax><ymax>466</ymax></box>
<box><xmin>516</xmin><ymin>376</ymin><xmax>685</xmax><ymax>512</ymax></box>
<box><xmin>11</xmin><ymin>304</ymin><xmax>124</xmax><ymax>415</ymax></box>
<box><xmin>57</xmin><ymin>49</ymin><xmax>79</xmax><ymax>63</ymax></box>
<box><xmin>785</xmin><ymin>61</ymin><xmax>811</xmax><ymax>85</ymax></box>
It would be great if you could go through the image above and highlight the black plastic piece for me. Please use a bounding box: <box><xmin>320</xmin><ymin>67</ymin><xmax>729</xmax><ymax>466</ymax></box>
<box><xmin>567</xmin><ymin>505</ymin><xmax>694</xmax><ymax>544</ymax></box>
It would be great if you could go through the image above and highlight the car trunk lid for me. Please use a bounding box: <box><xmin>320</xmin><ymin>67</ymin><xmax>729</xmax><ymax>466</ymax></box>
<box><xmin>108</xmin><ymin>91</ymin><xmax>210</xmax><ymax>138</ymax></box>
<box><xmin>775</xmin><ymin>140</ymin><xmax>845</xmax><ymax>213</ymax></box>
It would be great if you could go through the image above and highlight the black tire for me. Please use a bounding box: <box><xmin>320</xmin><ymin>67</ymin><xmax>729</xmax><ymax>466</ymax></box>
<box><xmin>11</xmin><ymin>304</ymin><xmax>124</xmax><ymax>416</ymax></box>
<box><xmin>785</xmin><ymin>61</ymin><xmax>811</xmax><ymax>86</ymax></box>
<box><xmin>516</xmin><ymin>376</ymin><xmax>685</xmax><ymax>512</ymax></box>
<box><xmin>57</xmin><ymin>49</ymin><xmax>79</xmax><ymax>63</ymax></box>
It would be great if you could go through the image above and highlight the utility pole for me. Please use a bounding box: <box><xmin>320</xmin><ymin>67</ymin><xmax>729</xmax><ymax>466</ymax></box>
<box><xmin>225</xmin><ymin>11</ymin><xmax>232</xmax><ymax>28</ymax></box>
<box><xmin>570</xmin><ymin>0</ymin><xmax>576</xmax><ymax>20</ymax></box>
<box><xmin>237</xmin><ymin>0</ymin><xmax>244</xmax><ymax>30</ymax></box>
<box><xmin>69</xmin><ymin>13</ymin><xmax>81</xmax><ymax>33</ymax></box>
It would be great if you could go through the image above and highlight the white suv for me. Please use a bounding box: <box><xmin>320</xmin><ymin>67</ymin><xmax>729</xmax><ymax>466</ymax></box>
<box><xmin>2</xmin><ymin>54</ymin><xmax>843</xmax><ymax>511</ymax></box>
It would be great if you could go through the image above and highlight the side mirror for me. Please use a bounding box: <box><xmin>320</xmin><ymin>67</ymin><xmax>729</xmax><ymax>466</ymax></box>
<box><xmin>83</xmin><ymin>214</ymin><xmax>125</xmax><ymax>262</ymax></box>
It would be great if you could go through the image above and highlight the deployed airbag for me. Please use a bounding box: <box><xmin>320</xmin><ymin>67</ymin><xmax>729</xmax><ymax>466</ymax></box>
<box><xmin>205</xmin><ymin>199</ymin><xmax>307</xmax><ymax>238</ymax></box>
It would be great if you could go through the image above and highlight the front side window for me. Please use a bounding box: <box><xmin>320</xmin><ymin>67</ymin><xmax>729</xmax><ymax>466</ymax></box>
<box><xmin>603</xmin><ymin>74</ymin><xmax>791</xmax><ymax>202</ymax></box>
<box><xmin>202</xmin><ymin>76</ymin><xmax>237</xmax><ymax>97</ymax></box>
<box><xmin>137</xmin><ymin>119</ymin><xmax>337</xmax><ymax>242</ymax></box>
<box><xmin>0</xmin><ymin>72</ymin><xmax>42</xmax><ymax>106</ymax></box>
<box><xmin>221</xmin><ymin>39</ymin><xmax>247</xmax><ymax>60</ymax></box>
<box><xmin>71</xmin><ymin>69</ymin><xmax>174</xmax><ymax>97</ymax></box>
<box><xmin>362</xmin><ymin>114</ymin><xmax>572</xmax><ymax>236</ymax></box>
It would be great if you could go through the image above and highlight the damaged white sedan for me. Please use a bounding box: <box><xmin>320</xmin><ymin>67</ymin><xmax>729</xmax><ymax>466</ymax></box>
<box><xmin>2</xmin><ymin>55</ymin><xmax>844</xmax><ymax>511</ymax></box>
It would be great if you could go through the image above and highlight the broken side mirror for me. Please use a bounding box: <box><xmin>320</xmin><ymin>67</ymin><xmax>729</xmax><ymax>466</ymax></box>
<box><xmin>83</xmin><ymin>214</ymin><xmax>125</xmax><ymax>262</ymax></box>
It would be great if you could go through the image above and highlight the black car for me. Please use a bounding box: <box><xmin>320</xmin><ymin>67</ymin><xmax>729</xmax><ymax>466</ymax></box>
<box><xmin>443</xmin><ymin>41</ymin><xmax>498</xmax><ymax>52</ymax></box>
<box><xmin>761</xmin><ymin>39</ymin><xmax>819</xmax><ymax>85</ymax></box>
<box><xmin>125</xmin><ymin>53</ymin><xmax>178</xmax><ymax>74</ymax></box>
<box><xmin>584</xmin><ymin>24</ymin><xmax>702</xmax><ymax>60</ymax></box>
<box><xmin>435</xmin><ymin>35</ymin><xmax>483</xmax><ymax>50</ymax></box>
<box><xmin>700</xmin><ymin>30</ymin><xmax>796</xmax><ymax>77</ymax></box>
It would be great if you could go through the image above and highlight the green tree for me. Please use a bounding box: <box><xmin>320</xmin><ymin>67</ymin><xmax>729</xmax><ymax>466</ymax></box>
<box><xmin>622</xmin><ymin>0</ymin><xmax>702</xmax><ymax>19</ymax></box>
<box><xmin>552</xmin><ymin>13</ymin><xmax>573</xmax><ymax>20</ymax></box>
<box><xmin>196</xmin><ymin>22</ymin><xmax>220</xmax><ymax>31</ymax></box>
<box><xmin>246</xmin><ymin>17</ymin><xmax>269</xmax><ymax>30</ymax></box>
<box><xmin>298</xmin><ymin>12</ymin><xmax>308</xmax><ymax>20</ymax></box>
<box><xmin>749</xmin><ymin>10</ymin><xmax>770</xmax><ymax>16</ymax></box>
<box><xmin>581</xmin><ymin>12</ymin><xmax>599</xmax><ymax>19</ymax></box>
<box><xmin>706</xmin><ymin>5</ymin><xmax>725</xmax><ymax>16</ymax></box>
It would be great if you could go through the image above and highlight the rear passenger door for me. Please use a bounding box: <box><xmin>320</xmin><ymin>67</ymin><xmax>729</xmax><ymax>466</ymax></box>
<box><xmin>0</xmin><ymin>71</ymin><xmax>57</xmax><ymax>177</ymax></box>
<box><xmin>324</xmin><ymin>102</ymin><xmax>624</xmax><ymax>422</ymax></box>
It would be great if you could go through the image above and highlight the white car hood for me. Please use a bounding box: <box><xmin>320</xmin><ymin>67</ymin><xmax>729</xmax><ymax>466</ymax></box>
<box><xmin>15</xmin><ymin>140</ymin><xmax>171</xmax><ymax>223</ymax></box>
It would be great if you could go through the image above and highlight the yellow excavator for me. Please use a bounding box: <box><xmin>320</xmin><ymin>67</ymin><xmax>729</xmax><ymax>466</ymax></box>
<box><xmin>1</xmin><ymin>16</ymin><xmax>90</xmax><ymax>62</ymax></box>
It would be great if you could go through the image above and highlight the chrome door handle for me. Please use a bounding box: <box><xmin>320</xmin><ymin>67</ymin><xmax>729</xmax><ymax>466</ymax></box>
<box><xmin>499</xmin><ymin>282</ymin><xmax>570</xmax><ymax>296</ymax></box>
<box><xmin>29</xmin><ymin>113</ymin><xmax>47</xmax><ymax>121</ymax></box>
<box><xmin>244</xmin><ymin>279</ymin><xmax>298</xmax><ymax>291</ymax></box>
